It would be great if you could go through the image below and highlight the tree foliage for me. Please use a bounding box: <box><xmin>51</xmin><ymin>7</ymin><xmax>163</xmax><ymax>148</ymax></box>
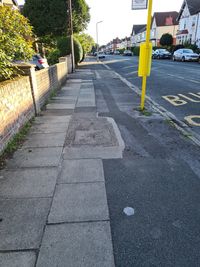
<box><xmin>0</xmin><ymin>6</ymin><xmax>34</xmax><ymax>81</ymax></box>
<box><xmin>160</xmin><ymin>33</ymin><xmax>173</xmax><ymax>47</ymax></box>
<box><xmin>74</xmin><ymin>33</ymin><xmax>95</xmax><ymax>59</ymax></box>
<box><xmin>23</xmin><ymin>0</ymin><xmax>90</xmax><ymax>37</ymax></box>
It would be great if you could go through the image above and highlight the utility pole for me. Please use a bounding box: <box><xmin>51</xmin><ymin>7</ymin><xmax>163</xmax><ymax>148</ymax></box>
<box><xmin>68</xmin><ymin>0</ymin><xmax>75</xmax><ymax>72</ymax></box>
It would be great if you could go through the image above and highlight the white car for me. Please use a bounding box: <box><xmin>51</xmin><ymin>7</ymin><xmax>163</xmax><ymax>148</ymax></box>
<box><xmin>173</xmin><ymin>49</ymin><xmax>199</xmax><ymax>62</ymax></box>
<box><xmin>97</xmin><ymin>52</ymin><xmax>106</xmax><ymax>59</ymax></box>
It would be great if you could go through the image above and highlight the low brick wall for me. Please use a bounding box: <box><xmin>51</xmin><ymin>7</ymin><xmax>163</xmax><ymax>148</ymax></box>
<box><xmin>0</xmin><ymin>56</ymin><xmax>71</xmax><ymax>154</ymax></box>
<box><xmin>0</xmin><ymin>76</ymin><xmax>35</xmax><ymax>152</ymax></box>
<box><xmin>36</xmin><ymin>62</ymin><xmax>68</xmax><ymax>107</ymax></box>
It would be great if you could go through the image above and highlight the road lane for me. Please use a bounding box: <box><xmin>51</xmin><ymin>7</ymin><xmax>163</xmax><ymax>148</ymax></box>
<box><xmin>102</xmin><ymin>55</ymin><xmax>200</xmax><ymax>134</ymax></box>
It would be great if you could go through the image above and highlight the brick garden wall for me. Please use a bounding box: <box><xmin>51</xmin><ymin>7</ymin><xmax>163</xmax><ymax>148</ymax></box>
<box><xmin>36</xmin><ymin>62</ymin><xmax>68</xmax><ymax>107</ymax></box>
<box><xmin>0</xmin><ymin>76</ymin><xmax>35</xmax><ymax>152</ymax></box>
<box><xmin>0</xmin><ymin>57</ymin><xmax>70</xmax><ymax>154</ymax></box>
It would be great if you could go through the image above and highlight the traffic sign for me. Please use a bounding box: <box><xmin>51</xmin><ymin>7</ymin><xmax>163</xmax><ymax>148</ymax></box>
<box><xmin>132</xmin><ymin>0</ymin><xmax>148</xmax><ymax>10</ymax></box>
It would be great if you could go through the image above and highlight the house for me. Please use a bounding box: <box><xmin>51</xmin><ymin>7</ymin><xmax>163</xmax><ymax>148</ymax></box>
<box><xmin>0</xmin><ymin>0</ymin><xmax>18</xmax><ymax>9</ymax></box>
<box><xmin>177</xmin><ymin>0</ymin><xmax>200</xmax><ymax>48</ymax></box>
<box><xmin>151</xmin><ymin>11</ymin><xmax>179</xmax><ymax>46</ymax></box>
<box><xmin>131</xmin><ymin>24</ymin><xmax>146</xmax><ymax>46</ymax></box>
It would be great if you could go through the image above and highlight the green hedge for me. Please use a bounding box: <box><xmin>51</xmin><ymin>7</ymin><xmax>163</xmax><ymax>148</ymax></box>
<box><xmin>57</xmin><ymin>36</ymin><xmax>83</xmax><ymax>64</ymax></box>
<box><xmin>131</xmin><ymin>46</ymin><xmax>140</xmax><ymax>56</ymax></box>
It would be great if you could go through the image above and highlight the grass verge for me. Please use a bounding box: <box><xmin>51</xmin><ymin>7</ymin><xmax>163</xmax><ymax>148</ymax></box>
<box><xmin>0</xmin><ymin>119</ymin><xmax>33</xmax><ymax>170</ymax></box>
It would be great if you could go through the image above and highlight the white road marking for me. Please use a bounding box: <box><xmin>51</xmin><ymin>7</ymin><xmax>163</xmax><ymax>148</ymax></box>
<box><xmin>156</xmin><ymin>71</ymin><xmax>200</xmax><ymax>84</ymax></box>
<box><xmin>95</xmin><ymin>70</ymin><xmax>101</xmax><ymax>79</ymax></box>
<box><xmin>185</xmin><ymin>115</ymin><xmax>200</xmax><ymax>126</ymax></box>
<box><xmin>123</xmin><ymin>207</ymin><xmax>135</xmax><ymax>216</ymax></box>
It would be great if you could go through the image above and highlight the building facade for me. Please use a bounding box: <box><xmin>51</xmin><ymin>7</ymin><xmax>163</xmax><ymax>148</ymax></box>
<box><xmin>177</xmin><ymin>0</ymin><xmax>200</xmax><ymax>47</ymax></box>
<box><xmin>151</xmin><ymin>12</ymin><xmax>179</xmax><ymax>46</ymax></box>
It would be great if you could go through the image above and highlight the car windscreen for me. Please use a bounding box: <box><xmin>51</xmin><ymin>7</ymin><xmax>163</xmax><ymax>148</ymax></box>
<box><xmin>183</xmin><ymin>49</ymin><xmax>193</xmax><ymax>53</ymax></box>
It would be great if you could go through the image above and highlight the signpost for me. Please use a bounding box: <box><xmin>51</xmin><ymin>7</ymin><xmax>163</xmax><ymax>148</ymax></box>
<box><xmin>132</xmin><ymin>0</ymin><xmax>148</xmax><ymax>10</ymax></box>
<box><xmin>132</xmin><ymin>0</ymin><xmax>153</xmax><ymax>110</ymax></box>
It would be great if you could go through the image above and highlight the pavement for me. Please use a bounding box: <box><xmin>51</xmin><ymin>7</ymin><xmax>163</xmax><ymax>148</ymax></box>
<box><xmin>0</xmin><ymin>57</ymin><xmax>200</xmax><ymax>267</ymax></box>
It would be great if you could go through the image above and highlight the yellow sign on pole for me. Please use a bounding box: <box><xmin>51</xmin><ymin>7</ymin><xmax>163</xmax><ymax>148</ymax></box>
<box><xmin>138</xmin><ymin>43</ymin><xmax>152</xmax><ymax>77</ymax></box>
<box><xmin>137</xmin><ymin>0</ymin><xmax>153</xmax><ymax>110</ymax></box>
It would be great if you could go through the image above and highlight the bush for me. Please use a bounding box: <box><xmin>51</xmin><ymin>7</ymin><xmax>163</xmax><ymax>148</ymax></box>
<box><xmin>160</xmin><ymin>33</ymin><xmax>173</xmax><ymax>47</ymax></box>
<box><xmin>47</xmin><ymin>49</ymin><xmax>60</xmax><ymax>65</ymax></box>
<box><xmin>172</xmin><ymin>44</ymin><xmax>184</xmax><ymax>53</ymax></box>
<box><xmin>118</xmin><ymin>48</ymin><xmax>125</xmax><ymax>54</ymax></box>
<box><xmin>57</xmin><ymin>36</ymin><xmax>83</xmax><ymax>64</ymax></box>
<box><xmin>0</xmin><ymin>6</ymin><xmax>34</xmax><ymax>81</ymax></box>
<box><xmin>131</xmin><ymin>46</ymin><xmax>140</xmax><ymax>56</ymax></box>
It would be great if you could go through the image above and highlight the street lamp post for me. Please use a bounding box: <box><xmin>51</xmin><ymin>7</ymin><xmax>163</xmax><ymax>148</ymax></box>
<box><xmin>68</xmin><ymin>0</ymin><xmax>75</xmax><ymax>72</ymax></box>
<box><xmin>96</xmin><ymin>21</ymin><xmax>103</xmax><ymax>61</ymax></box>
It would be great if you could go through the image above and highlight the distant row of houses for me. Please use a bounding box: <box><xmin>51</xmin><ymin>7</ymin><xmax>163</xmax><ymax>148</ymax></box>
<box><xmin>104</xmin><ymin>0</ymin><xmax>200</xmax><ymax>52</ymax></box>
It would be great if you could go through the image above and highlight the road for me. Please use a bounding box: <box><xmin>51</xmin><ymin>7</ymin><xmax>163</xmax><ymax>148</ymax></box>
<box><xmin>100</xmin><ymin>55</ymin><xmax>200</xmax><ymax>135</ymax></box>
<box><xmin>83</xmin><ymin>58</ymin><xmax>200</xmax><ymax>267</ymax></box>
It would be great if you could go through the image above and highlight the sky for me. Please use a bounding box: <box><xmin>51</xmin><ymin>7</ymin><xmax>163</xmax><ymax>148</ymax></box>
<box><xmin>17</xmin><ymin>0</ymin><xmax>183</xmax><ymax>45</ymax></box>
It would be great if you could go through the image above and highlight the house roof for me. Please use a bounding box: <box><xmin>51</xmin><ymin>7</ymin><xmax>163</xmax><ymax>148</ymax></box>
<box><xmin>131</xmin><ymin>24</ymin><xmax>146</xmax><ymax>36</ymax></box>
<box><xmin>178</xmin><ymin>0</ymin><xmax>200</xmax><ymax>20</ymax></box>
<box><xmin>152</xmin><ymin>11</ymin><xmax>179</xmax><ymax>27</ymax></box>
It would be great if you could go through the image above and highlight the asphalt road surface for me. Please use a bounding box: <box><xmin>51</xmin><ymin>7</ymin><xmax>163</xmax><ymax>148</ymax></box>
<box><xmin>101</xmin><ymin>55</ymin><xmax>200</xmax><ymax>135</ymax></box>
<box><xmin>86</xmin><ymin>59</ymin><xmax>200</xmax><ymax>267</ymax></box>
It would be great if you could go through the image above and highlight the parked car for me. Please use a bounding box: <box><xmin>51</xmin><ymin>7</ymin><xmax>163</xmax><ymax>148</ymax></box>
<box><xmin>114</xmin><ymin>50</ymin><xmax>120</xmax><ymax>55</ymax></box>
<box><xmin>152</xmin><ymin>49</ymin><xmax>171</xmax><ymax>59</ymax></box>
<box><xmin>13</xmin><ymin>54</ymin><xmax>49</xmax><ymax>70</ymax></box>
<box><xmin>30</xmin><ymin>54</ymin><xmax>49</xmax><ymax>70</ymax></box>
<box><xmin>123</xmin><ymin>50</ymin><xmax>133</xmax><ymax>56</ymax></box>
<box><xmin>173</xmin><ymin>49</ymin><xmax>199</xmax><ymax>62</ymax></box>
<box><xmin>97</xmin><ymin>52</ymin><xmax>106</xmax><ymax>59</ymax></box>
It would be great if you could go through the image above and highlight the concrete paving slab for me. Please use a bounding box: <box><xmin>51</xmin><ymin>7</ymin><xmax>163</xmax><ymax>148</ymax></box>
<box><xmin>66</xmin><ymin>79</ymin><xmax>82</xmax><ymax>83</ymax></box>
<box><xmin>0</xmin><ymin>252</ymin><xmax>36</xmax><ymax>267</ymax></box>
<box><xmin>58</xmin><ymin>159</ymin><xmax>104</xmax><ymax>183</ymax></box>
<box><xmin>46</xmin><ymin>103</ymin><xmax>75</xmax><ymax>110</ymax></box>
<box><xmin>30</xmin><ymin>122</ymin><xmax>69</xmax><ymax>134</ymax></box>
<box><xmin>0</xmin><ymin>168</ymin><xmax>58</xmax><ymax>198</ymax></box>
<box><xmin>50</xmin><ymin>99</ymin><xmax>76</xmax><ymax>104</ymax></box>
<box><xmin>36</xmin><ymin>222</ymin><xmax>115</xmax><ymax>267</ymax></box>
<box><xmin>34</xmin><ymin>116</ymin><xmax>70</xmax><ymax>124</ymax></box>
<box><xmin>23</xmin><ymin>133</ymin><xmax>66</xmax><ymax>148</ymax></box>
<box><xmin>64</xmin><ymin>146</ymin><xmax>124</xmax><ymax>159</ymax></box>
<box><xmin>76</xmin><ymin>101</ymin><xmax>95</xmax><ymax>107</ymax></box>
<box><xmin>52</xmin><ymin>96</ymin><xmax>77</xmax><ymax>101</ymax></box>
<box><xmin>0</xmin><ymin>198</ymin><xmax>50</xmax><ymax>250</ymax></box>
<box><xmin>42</xmin><ymin>110</ymin><xmax>73</xmax><ymax>116</ymax></box>
<box><xmin>48</xmin><ymin>183</ymin><xmax>109</xmax><ymax>223</ymax></box>
<box><xmin>7</xmin><ymin>147</ymin><xmax>63</xmax><ymax>168</ymax></box>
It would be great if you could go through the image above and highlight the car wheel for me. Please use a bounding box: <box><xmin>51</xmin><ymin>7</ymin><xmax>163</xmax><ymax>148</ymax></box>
<box><xmin>173</xmin><ymin>56</ymin><xmax>176</xmax><ymax>61</ymax></box>
<box><xmin>182</xmin><ymin>57</ymin><xmax>185</xmax><ymax>62</ymax></box>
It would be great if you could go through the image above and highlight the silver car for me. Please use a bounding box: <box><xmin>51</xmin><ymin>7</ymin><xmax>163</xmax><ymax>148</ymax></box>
<box><xmin>173</xmin><ymin>49</ymin><xmax>199</xmax><ymax>62</ymax></box>
<box><xmin>30</xmin><ymin>54</ymin><xmax>49</xmax><ymax>70</ymax></box>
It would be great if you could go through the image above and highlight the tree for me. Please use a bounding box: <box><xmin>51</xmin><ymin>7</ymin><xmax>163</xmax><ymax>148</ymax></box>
<box><xmin>0</xmin><ymin>6</ymin><xmax>34</xmax><ymax>81</ymax></box>
<box><xmin>23</xmin><ymin>0</ymin><xmax>90</xmax><ymax>37</ymax></box>
<box><xmin>160</xmin><ymin>33</ymin><xmax>173</xmax><ymax>47</ymax></box>
<box><xmin>74</xmin><ymin>33</ymin><xmax>95</xmax><ymax>58</ymax></box>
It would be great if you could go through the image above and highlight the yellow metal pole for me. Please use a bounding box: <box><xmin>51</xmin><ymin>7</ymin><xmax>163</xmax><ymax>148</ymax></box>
<box><xmin>140</xmin><ymin>0</ymin><xmax>153</xmax><ymax>110</ymax></box>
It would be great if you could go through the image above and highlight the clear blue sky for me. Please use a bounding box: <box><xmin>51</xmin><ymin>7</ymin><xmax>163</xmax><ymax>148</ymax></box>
<box><xmin>17</xmin><ymin>0</ymin><xmax>183</xmax><ymax>45</ymax></box>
